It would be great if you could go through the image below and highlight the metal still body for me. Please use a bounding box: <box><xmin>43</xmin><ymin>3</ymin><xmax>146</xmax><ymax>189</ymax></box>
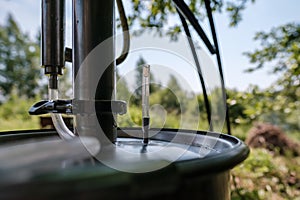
<box><xmin>0</xmin><ymin>129</ymin><xmax>249</xmax><ymax>200</ymax></box>
<box><xmin>73</xmin><ymin>0</ymin><xmax>117</xmax><ymax>143</ymax></box>
<box><xmin>0</xmin><ymin>0</ymin><xmax>249</xmax><ymax>199</ymax></box>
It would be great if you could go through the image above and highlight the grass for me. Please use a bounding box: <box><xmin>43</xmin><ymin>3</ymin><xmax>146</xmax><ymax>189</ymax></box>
<box><xmin>0</xmin><ymin>96</ymin><xmax>41</xmax><ymax>131</ymax></box>
<box><xmin>230</xmin><ymin>124</ymin><xmax>300</xmax><ymax>200</ymax></box>
<box><xmin>0</xmin><ymin>116</ymin><xmax>40</xmax><ymax>131</ymax></box>
<box><xmin>231</xmin><ymin>148</ymin><xmax>300</xmax><ymax>200</ymax></box>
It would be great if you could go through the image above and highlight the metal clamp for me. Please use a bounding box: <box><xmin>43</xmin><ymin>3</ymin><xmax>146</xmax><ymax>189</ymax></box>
<box><xmin>73</xmin><ymin>100</ymin><xmax>127</xmax><ymax>115</ymax></box>
<box><xmin>29</xmin><ymin>100</ymin><xmax>127</xmax><ymax>116</ymax></box>
<box><xmin>29</xmin><ymin>100</ymin><xmax>73</xmax><ymax>115</ymax></box>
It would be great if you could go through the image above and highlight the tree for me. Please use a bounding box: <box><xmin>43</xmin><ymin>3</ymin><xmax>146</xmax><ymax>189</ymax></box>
<box><xmin>226</xmin><ymin>88</ymin><xmax>255</xmax><ymax>125</ymax></box>
<box><xmin>161</xmin><ymin>75</ymin><xmax>182</xmax><ymax>113</ymax></box>
<box><xmin>0</xmin><ymin>14</ymin><xmax>42</xmax><ymax>101</ymax></box>
<box><xmin>126</xmin><ymin>0</ymin><xmax>255</xmax><ymax>38</ymax></box>
<box><xmin>124</xmin><ymin>0</ymin><xmax>298</xmax><ymax>131</ymax></box>
<box><xmin>116</xmin><ymin>70</ymin><xmax>131</xmax><ymax>101</ymax></box>
<box><xmin>244</xmin><ymin>23</ymin><xmax>300</xmax><ymax>100</ymax></box>
<box><xmin>131</xmin><ymin>56</ymin><xmax>159</xmax><ymax>105</ymax></box>
<box><xmin>134</xmin><ymin>56</ymin><xmax>147</xmax><ymax>99</ymax></box>
<box><xmin>243</xmin><ymin>23</ymin><xmax>300</xmax><ymax>129</ymax></box>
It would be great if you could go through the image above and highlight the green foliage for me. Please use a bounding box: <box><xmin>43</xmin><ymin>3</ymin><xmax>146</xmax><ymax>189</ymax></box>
<box><xmin>228</xmin><ymin>23</ymin><xmax>300</xmax><ymax>141</ymax></box>
<box><xmin>0</xmin><ymin>93</ymin><xmax>40</xmax><ymax>131</ymax></box>
<box><xmin>226</xmin><ymin>89</ymin><xmax>248</xmax><ymax>125</ymax></box>
<box><xmin>122</xmin><ymin>57</ymin><xmax>202</xmax><ymax>129</ymax></box>
<box><xmin>130</xmin><ymin>56</ymin><xmax>159</xmax><ymax>105</ymax></box>
<box><xmin>160</xmin><ymin>75</ymin><xmax>182</xmax><ymax>113</ymax></box>
<box><xmin>225</xmin><ymin>0</ymin><xmax>256</xmax><ymax>26</ymax></box>
<box><xmin>117</xmin><ymin>104</ymin><xmax>181</xmax><ymax>129</ymax></box>
<box><xmin>118</xmin><ymin>69</ymin><xmax>205</xmax><ymax>130</ymax></box>
<box><xmin>231</xmin><ymin>148</ymin><xmax>300</xmax><ymax>199</ymax></box>
<box><xmin>244</xmin><ymin>23</ymin><xmax>300</xmax><ymax>74</ymax></box>
<box><xmin>225</xmin><ymin>85</ymin><xmax>299</xmax><ymax>140</ymax></box>
<box><xmin>122</xmin><ymin>0</ymin><xmax>299</xmax><ymax>139</ymax></box>
<box><xmin>243</xmin><ymin>23</ymin><xmax>300</xmax><ymax>129</ymax></box>
<box><xmin>125</xmin><ymin>0</ymin><xmax>255</xmax><ymax>38</ymax></box>
<box><xmin>230</xmin><ymin>124</ymin><xmax>252</xmax><ymax>141</ymax></box>
<box><xmin>0</xmin><ymin>14</ymin><xmax>42</xmax><ymax>100</ymax></box>
<box><xmin>116</xmin><ymin>71</ymin><xmax>131</xmax><ymax>101</ymax></box>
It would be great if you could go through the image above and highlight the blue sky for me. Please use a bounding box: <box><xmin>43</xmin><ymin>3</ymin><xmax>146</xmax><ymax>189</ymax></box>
<box><xmin>215</xmin><ymin>0</ymin><xmax>300</xmax><ymax>90</ymax></box>
<box><xmin>0</xmin><ymin>0</ymin><xmax>299</xmax><ymax>91</ymax></box>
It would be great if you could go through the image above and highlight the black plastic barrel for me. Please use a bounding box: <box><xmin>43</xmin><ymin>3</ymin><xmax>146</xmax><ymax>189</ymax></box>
<box><xmin>0</xmin><ymin>129</ymin><xmax>249</xmax><ymax>200</ymax></box>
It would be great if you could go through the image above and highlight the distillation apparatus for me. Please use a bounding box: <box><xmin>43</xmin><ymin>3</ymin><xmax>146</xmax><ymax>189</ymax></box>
<box><xmin>0</xmin><ymin>1</ymin><xmax>249</xmax><ymax>199</ymax></box>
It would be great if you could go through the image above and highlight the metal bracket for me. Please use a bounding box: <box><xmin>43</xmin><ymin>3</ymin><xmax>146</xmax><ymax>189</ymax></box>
<box><xmin>29</xmin><ymin>100</ymin><xmax>72</xmax><ymax>115</ymax></box>
<box><xmin>29</xmin><ymin>100</ymin><xmax>127</xmax><ymax>115</ymax></box>
<box><xmin>73</xmin><ymin>100</ymin><xmax>127</xmax><ymax>115</ymax></box>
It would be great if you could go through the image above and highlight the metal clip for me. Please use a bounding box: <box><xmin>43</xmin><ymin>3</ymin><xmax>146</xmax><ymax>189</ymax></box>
<box><xmin>29</xmin><ymin>100</ymin><xmax>127</xmax><ymax>116</ymax></box>
<box><xmin>29</xmin><ymin>100</ymin><xmax>72</xmax><ymax>115</ymax></box>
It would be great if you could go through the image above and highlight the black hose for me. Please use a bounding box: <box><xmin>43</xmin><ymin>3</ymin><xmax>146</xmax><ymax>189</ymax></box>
<box><xmin>116</xmin><ymin>0</ymin><xmax>130</xmax><ymax>65</ymax></box>
<box><xmin>177</xmin><ymin>9</ymin><xmax>213</xmax><ymax>131</ymax></box>
<box><xmin>204</xmin><ymin>0</ymin><xmax>231</xmax><ymax>135</ymax></box>
<box><xmin>173</xmin><ymin>0</ymin><xmax>216</xmax><ymax>54</ymax></box>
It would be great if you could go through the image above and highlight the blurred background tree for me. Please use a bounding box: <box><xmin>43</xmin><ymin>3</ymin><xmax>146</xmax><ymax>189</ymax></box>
<box><xmin>243</xmin><ymin>23</ymin><xmax>300</xmax><ymax>128</ymax></box>
<box><xmin>126</xmin><ymin>0</ymin><xmax>256</xmax><ymax>34</ymax></box>
<box><xmin>123</xmin><ymin>0</ymin><xmax>299</xmax><ymax>138</ymax></box>
<box><xmin>129</xmin><ymin>56</ymin><xmax>160</xmax><ymax>105</ymax></box>
<box><xmin>0</xmin><ymin>14</ymin><xmax>42</xmax><ymax>101</ymax></box>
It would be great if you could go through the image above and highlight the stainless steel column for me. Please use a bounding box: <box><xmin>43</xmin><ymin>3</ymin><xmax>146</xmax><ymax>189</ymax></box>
<box><xmin>73</xmin><ymin>0</ymin><xmax>116</xmax><ymax>142</ymax></box>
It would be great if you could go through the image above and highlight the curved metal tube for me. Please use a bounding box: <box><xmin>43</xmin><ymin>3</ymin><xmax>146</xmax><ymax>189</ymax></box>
<box><xmin>49</xmin><ymin>89</ymin><xmax>76</xmax><ymax>140</ymax></box>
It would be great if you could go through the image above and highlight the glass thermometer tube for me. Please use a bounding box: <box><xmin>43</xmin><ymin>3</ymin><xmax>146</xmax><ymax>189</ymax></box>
<box><xmin>142</xmin><ymin>64</ymin><xmax>150</xmax><ymax>145</ymax></box>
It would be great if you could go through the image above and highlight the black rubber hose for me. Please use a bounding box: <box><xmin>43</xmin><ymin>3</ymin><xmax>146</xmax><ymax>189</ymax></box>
<box><xmin>204</xmin><ymin>0</ymin><xmax>231</xmax><ymax>135</ymax></box>
<box><xmin>173</xmin><ymin>0</ymin><xmax>216</xmax><ymax>54</ymax></box>
<box><xmin>116</xmin><ymin>0</ymin><xmax>130</xmax><ymax>65</ymax></box>
<box><xmin>177</xmin><ymin>9</ymin><xmax>213</xmax><ymax>131</ymax></box>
